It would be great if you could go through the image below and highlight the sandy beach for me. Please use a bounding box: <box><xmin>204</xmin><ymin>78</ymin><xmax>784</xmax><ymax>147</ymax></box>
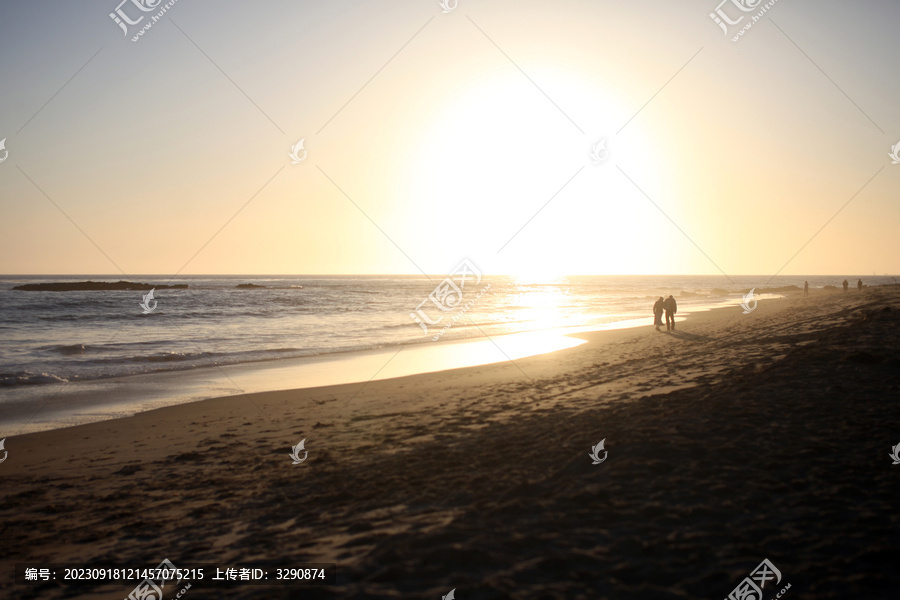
<box><xmin>2</xmin><ymin>286</ymin><xmax>899</xmax><ymax>599</ymax></box>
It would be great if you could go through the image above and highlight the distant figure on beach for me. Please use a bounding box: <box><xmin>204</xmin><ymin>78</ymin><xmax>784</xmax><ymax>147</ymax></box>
<box><xmin>664</xmin><ymin>295</ymin><xmax>678</xmax><ymax>331</ymax></box>
<box><xmin>804</xmin><ymin>281</ymin><xmax>809</xmax><ymax>296</ymax></box>
<box><xmin>842</xmin><ymin>279</ymin><xmax>849</xmax><ymax>292</ymax></box>
<box><xmin>653</xmin><ymin>297</ymin><xmax>664</xmax><ymax>332</ymax></box>
<box><xmin>857</xmin><ymin>278</ymin><xmax>863</xmax><ymax>292</ymax></box>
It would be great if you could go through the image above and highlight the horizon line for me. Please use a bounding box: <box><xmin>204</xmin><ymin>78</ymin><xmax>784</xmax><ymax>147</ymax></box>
<box><xmin>1</xmin><ymin>273</ymin><xmax>896</xmax><ymax>278</ymax></box>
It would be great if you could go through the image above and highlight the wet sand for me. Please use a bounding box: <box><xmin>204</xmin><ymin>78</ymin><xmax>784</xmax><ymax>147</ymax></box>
<box><xmin>2</xmin><ymin>286</ymin><xmax>899</xmax><ymax>599</ymax></box>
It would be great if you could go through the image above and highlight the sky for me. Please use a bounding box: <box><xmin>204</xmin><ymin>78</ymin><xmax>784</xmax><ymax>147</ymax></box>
<box><xmin>0</xmin><ymin>0</ymin><xmax>898</xmax><ymax>277</ymax></box>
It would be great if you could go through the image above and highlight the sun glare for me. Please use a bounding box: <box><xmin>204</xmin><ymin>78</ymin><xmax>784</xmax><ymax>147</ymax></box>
<box><xmin>402</xmin><ymin>69</ymin><xmax>663</xmax><ymax>276</ymax></box>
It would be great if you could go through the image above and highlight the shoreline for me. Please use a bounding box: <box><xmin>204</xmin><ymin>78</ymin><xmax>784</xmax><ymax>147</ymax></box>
<box><xmin>0</xmin><ymin>288</ymin><xmax>820</xmax><ymax>449</ymax></box>
<box><xmin>0</xmin><ymin>294</ymin><xmax>749</xmax><ymax>436</ymax></box>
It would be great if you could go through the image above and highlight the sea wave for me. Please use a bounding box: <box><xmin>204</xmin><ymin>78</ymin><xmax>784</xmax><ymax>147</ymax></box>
<box><xmin>0</xmin><ymin>372</ymin><xmax>70</xmax><ymax>386</ymax></box>
<box><xmin>2</xmin><ymin>274</ymin><xmax>877</xmax><ymax>390</ymax></box>
<box><xmin>49</xmin><ymin>343</ymin><xmax>89</xmax><ymax>355</ymax></box>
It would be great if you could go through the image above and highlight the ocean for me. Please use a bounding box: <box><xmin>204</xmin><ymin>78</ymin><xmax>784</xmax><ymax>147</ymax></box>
<box><xmin>2</xmin><ymin>274</ymin><xmax>893</xmax><ymax>387</ymax></box>
<box><xmin>1</xmin><ymin>274</ymin><xmax>893</xmax><ymax>433</ymax></box>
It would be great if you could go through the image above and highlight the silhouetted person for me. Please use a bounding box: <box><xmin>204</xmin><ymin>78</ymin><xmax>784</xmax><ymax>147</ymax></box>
<box><xmin>842</xmin><ymin>279</ymin><xmax>849</xmax><ymax>292</ymax></box>
<box><xmin>804</xmin><ymin>281</ymin><xmax>809</xmax><ymax>296</ymax></box>
<box><xmin>653</xmin><ymin>297</ymin><xmax>664</xmax><ymax>332</ymax></box>
<box><xmin>664</xmin><ymin>295</ymin><xmax>677</xmax><ymax>331</ymax></box>
<box><xmin>857</xmin><ymin>278</ymin><xmax>863</xmax><ymax>292</ymax></box>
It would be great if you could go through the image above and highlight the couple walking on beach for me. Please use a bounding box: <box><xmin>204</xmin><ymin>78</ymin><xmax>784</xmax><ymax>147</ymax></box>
<box><xmin>842</xmin><ymin>279</ymin><xmax>863</xmax><ymax>292</ymax></box>
<box><xmin>653</xmin><ymin>295</ymin><xmax>677</xmax><ymax>332</ymax></box>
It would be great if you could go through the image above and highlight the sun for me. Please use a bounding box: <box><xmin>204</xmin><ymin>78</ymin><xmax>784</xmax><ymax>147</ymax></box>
<box><xmin>397</xmin><ymin>69</ymin><xmax>664</xmax><ymax>276</ymax></box>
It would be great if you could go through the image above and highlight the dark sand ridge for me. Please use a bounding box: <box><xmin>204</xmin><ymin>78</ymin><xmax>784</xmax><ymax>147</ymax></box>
<box><xmin>1</xmin><ymin>287</ymin><xmax>898</xmax><ymax>599</ymax></box>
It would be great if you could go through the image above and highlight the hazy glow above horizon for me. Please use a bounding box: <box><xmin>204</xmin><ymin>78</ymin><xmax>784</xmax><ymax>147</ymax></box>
<box><xmin>0</xmin><ymin>0</ymin><xmax>898</xmax><ymax>277</ymax></box>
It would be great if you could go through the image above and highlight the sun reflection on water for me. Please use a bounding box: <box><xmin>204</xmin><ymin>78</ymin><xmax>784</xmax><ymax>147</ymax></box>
<box><xmin>502</xmin><ymin>276</ymin><xmax>575</xmax><ymax>332</ymax></box>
